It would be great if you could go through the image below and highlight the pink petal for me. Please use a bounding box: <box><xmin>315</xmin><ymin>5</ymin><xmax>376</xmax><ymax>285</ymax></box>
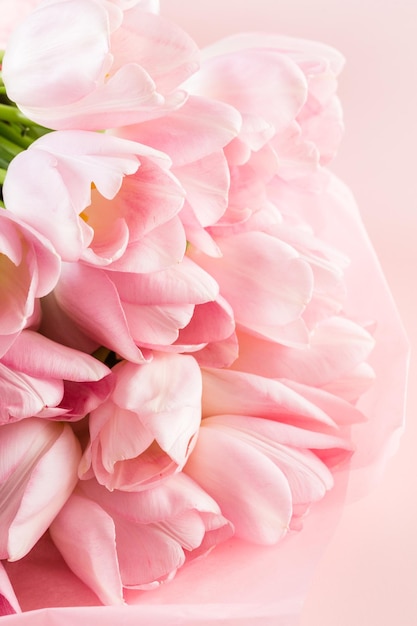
<box><xmin>175</xmin><ymin>296</ymin><xmax>235</xmax><ymax>346</ymax></box>
<box><xmin>29</xmin><ymin>63</ymin><xmax>163</xmax><ymax>131</ymax></box>
<box><xmin>0</xmin><ymin>365</ymin><xmax>63</xmax><ymax>424</ymax></box>
<box><xmin>188</xmin><ymin>331</ymin><xmax>239</xmax><ymax>369</ymax></box>
<box><xmin>107</xmin><ymin>217</ymin><xmax>186</xmax><ymax>273</ymax></box>
<box><xmin>7</xmin><ymin>424</ymin><xmax>81</xmax><ymax>560</ymax></box>
<box><xmin>50</xmin><ymin>492</ymin><xmax>124</xmax><ymax>605</ymax></box>
<box><xmin>187</xmin><ymin>49</ymin><xmax>307</xmax><ymax>134</ymax></box>
<box><xmin>200</xmin><ymin>33</ymin><xmax>345</xmax><ymax>77</ymax></box>
<box><xmin>201</xmin><ymin>368</ymin><xmax>338</xmax><ymax>430</ymax></box>
<box><xmin>0</xmin><ymin>419</ymin><xmax>81</xmax><ymax>560</ymax></box>
<box><xmin>234</xmin><ymin>316</ymin><xmax>375</xmax><ymax>385</ymax></box>
<box><xmin>117</xmin><ymin>95</ymin><xmax>241</xmax><ymax>167</ymax></box>
<box><xmin>190</xmin><ymin>231</ymin><xmax>313</xmax><ymax>329</ymax></box>
<box><xmin>58</xmin><ymin>377</ymin><xmax>115</xmax><ymax>421</ymax></box>
<box><xmin>204</xmin><ymin>415</ymin><xmax>335</xmax><ymax>505</ymax></box>
<box><xmin>2</xmin><ymin>0</ymin><xmax>111</xmax><ymax>108</ymax></box>
<box><xmin>80</xmin><ymin>473</ymin><xmax>222</xmax><ymax>525</ymax></box>
<box><xmin>0</xmin><ymin>213</ymin><xmax>60</xmax><ymax>335</ymax></box>
<box><xmin>123</xmin><ymin>301</ymin><xmax>194</xmax><ymax>346</ymax></box>
<box><xmin>54</xmin><ymin>264</ymin><xmax>147</xmax><ymax>364</ymax></box>
<box><xmin>111</xmin><ymin>8</ymin><xmax>199</xmax><ymax>93</ymax></box>
<box><xmin>114</xmin><ymin>518</ymin><xmax>185</xmax><ymax>588</ymax></box>
<box><xmin>1</xmin><ymin>330</ymin><xmax>110</xmax><ymax>382</ymax></box>
<box><xmin>174</xmin><ymin>151</ymin><xmax>230</xmax><ymax>227</ymax></box>
<box><xmin>111</xmin><ymin>255</ymin><xmax>219</xmax><ymax>305</ymax></box>
<box><xmin>113</xmin><ymin>355</ymin><xmax>201</xmax><ymax>459</ymax></box>
<box><xmin>185</xmin><ymin>425</ymin><xmax>292</xmax><ymax>544</ymax></box>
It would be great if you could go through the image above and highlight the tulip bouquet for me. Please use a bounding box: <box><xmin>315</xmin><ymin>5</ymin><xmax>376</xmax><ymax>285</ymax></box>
<box><xmin>0</xmin><ymin>0</ymin><xmax>408</xmax><ymax>624</ymax></box>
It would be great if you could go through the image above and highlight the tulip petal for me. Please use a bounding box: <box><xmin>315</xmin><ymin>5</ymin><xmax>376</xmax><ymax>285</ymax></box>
<box><xmin>190</xmin><ymin>231</ymin><xmax>313</xmax><ymax>329</ymax></box>
<box><xmin>187</xmin><ymin>49</ymin><xmax>307</xmax><ymax>133</ymax></box>
<box><xmin>1</xmin><ymin>331</ymin><xmax>110</xmax><ymax>382</ymax></box>
<box><xmin>185</xmin><ymin>425</ymin><xmax>292</xmax><ymax>544</ymax></box>
<box><xmin>7</xmin><ymin>424</ymin><xmax>81</xmax><ymax>561</ymax></box>
<box><xmin>50</xmin><ymin>492</ymin><xmax>124</xmax><ymax>606</ymax></box>
<box><xmin>54</xmin><ymin>264</ymin><xmax>146</xmax><ymax>363</ymax></box>
<box><xmin>114</xmin><ymin>518</ymin><xmax>185</xmax><ymax>588</ymax></box>
<box><xmin>118</xmin><ymin>95</ymin><xmax>241</xmax><ymax>167</ymax></box>
<box><xmin>2</xmin><ymin>0</ymin><xmax>111</xmax><ymax>108</ymax></box>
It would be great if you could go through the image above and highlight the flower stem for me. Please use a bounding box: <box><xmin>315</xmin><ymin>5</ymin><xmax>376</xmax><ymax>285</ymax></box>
<box><xmin>0</xmin><ymin>135</ymin><xmax>23</xmax><ymax>159</ymax></box>
<box><xmin>0</xmin><ymin>121</ymin><xmax>32</xmax><ymax>149</ymax></box>
<box><xmin>0</xmin><ymin>104</ymin><xmax>35</xmax><ymax>126</ymax></box>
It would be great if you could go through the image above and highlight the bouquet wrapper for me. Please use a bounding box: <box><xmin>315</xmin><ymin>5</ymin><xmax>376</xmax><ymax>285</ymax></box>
<box><xmin>1</xmin><ymin>178</ymin><xmax>408</xmax><ymax>626</ymax></box>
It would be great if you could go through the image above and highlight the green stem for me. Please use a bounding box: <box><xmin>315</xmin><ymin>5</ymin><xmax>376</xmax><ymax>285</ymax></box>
<box><xmin>0</xmin><ymin>50</ymin><xmax>4</xmax><ymax>64</ymax></box>
<box><xmin>0</xmin><ymin>104</ymin><xmax>36</xmax><ymax>127</ymax></box>
<box><xmin>0</xmin><ymin>168</ymin><xmax>7</xmax><ymax>185</ymax></box>
<box><xmin>0</xmin><ymin>135</ymin><xmax>24</xmax><ymax>158</ymax></box>
<box><xmin>0</xmin><ymin>121</ymin><xmax>32</xmax><ymax>149</ymax></box>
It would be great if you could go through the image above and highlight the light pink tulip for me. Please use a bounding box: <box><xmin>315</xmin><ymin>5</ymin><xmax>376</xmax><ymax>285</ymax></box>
<box><xmin>2</xmin><ymin>0</ymin><xmax>199</xmax><ymax>130</ymax></box>
<box><xmin>186</xmin><ymin>44</ymin><xmax>307</xmax><ymax>156</ymax></box>
<box><xmin>0</xmin><ymin>211</ymin><xmax>60</xmax><ymax>346</ymax></box>
<box><xmin>49</xmin><ymin>474</ymin><xmax>233</xmax><ymax>604</ymax></box>
<box><xmin>3</xmin><ymin>130</ymin><xmax>186</xmax><ymax>269</ymax></box>
<box><xmin>188</xmin><ymin>230</ymin><xmax>314</xmax><ymax>342</ymax></box>
<box><xmin>197</xmin><ymin>33</ymin><xmax>344</xmax><ymax>171</ymax></box>
<box><xmin>201</xmin><ymin>367</ymin><xmax>365</xmax><ymax>432</ymax></box>
<box><xmin>192</xmin><ymin>366</ymin><xmax>361</xmax><ymax>546</ymax></box>
<box><xmin>234</xmin><ymin>316</ymin><xmax>375</xmax><ymax>387</ymax></box>
<box><xmin>185</xmin><ymin>411</ymin><xmax>352</xmax><ymax>544</ymax></box>
<box><xmin>0</xmin><ymin>0</ymin><xmax>159</xmax><ymax>50</ymax></box>
<box><xmin>0</xmin><ymin>418</ymin><xmax>81</xmax><ymax>561</ymax></box>
<box><xmin>115</xmin><ymin>95</ymin><xmax>242</xmax><ymax>256</ymax></box>
<box><xmin>79</xmin><ymin>353</ymin><xmax>202</xmax><ymax>491</ymax></box>
<box><xmin>0</xmin><ymin>330</ymin><xmax>112</xmax><ymax>423</ymax></box>
<box><xmin>52</xmin><ymin>257</ymin><xmax>219</xmax><ymax>362</ymax></box>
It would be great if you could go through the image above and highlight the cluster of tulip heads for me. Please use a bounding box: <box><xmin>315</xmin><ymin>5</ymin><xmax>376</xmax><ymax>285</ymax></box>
<box><xmin>0</xmin><ymin>0</ymin><xmax>376</xmax><ymax>609</ymax></box>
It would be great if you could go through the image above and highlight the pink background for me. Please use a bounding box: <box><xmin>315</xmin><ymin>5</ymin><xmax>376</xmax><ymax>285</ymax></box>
<box><xmin>160</xmin><ymin>2</ymin><xmax>417</xmax><ymax>624</ymax></box>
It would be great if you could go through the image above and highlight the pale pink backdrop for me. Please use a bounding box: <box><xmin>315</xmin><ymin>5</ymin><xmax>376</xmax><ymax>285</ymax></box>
<box><xmin>160</xmin><ymin>2</ymin><xmax>417</xmax><ymax>625</ymax></box>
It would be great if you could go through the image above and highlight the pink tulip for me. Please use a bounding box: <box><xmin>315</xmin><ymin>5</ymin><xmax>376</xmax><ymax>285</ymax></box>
<box><xmin>186</xmin><ymin>44</ymin><xmax>307</xmax><ymax>156</ymax></box>
<box><xmin>188</xmin><ymin>230</ymin><xmax>314</xmax><ymax>342</ymax></box>
<box><xmin>0</xmin><ymin>418</ymin><xmax>81</xmax><ymax>561</ymax></box>
<box><xmin>79</xmin><ymin>353</ymin><xmax>202</xmax><ymax>491</ymax></box>
<box><xmin>3</xmin><ymin>130</ymin><xmax>186</xmax><ymax>269</ymax></box>
<box><xmin>2</xmin><ymin>0</ymin><xmax>199</xmax><ymax>130</ymax></box>
<box><xmin>185</xmin><ymin>410</ymin><xmax>352</xmax><ymax>544</ymax></box>
<box><xmin>0</xmin><ymin>330</ymin><xmax>112</xmax><ymax>423</ymax></box>
<box><xmin>201</xmin><ymin>367</ymin><xmax>365</xmax><ymax>432</ymax></box>
<box><xmin>52</xmin><ymin>257</ymin><xmax>220</xmax><ymax>362</ymax></box>
<box><xmin>0</xmin><ymin>212</ymin><xmax>60</xmax><ymax>347</ymax></box>
<box><xmin>195</xmin><ymin>33</ymin><xmax>344</xmax><ymax>172</ymax></box>
<box><xmin>234</xmin><ymin>316</ymin><xmax>375</xmax><ymax>388</ymax></box>
<box><xmin>0</xmin><ymin>0</ymin><xmax>159</xmax><ymax>50</ymax></box>
<box><xmin>116</xmin><ymin>95</ymin><xmax>242</xmax><ymax>256</ymax></box>
<box><xmin>49</xmin><ymin>474</ymin><xmax>233</xmax><ymax>604</ymax></box>
<box><xmin>172</xmin><ymin>295</ymin><xmax>237</xmax><ymax>368</ymax></box>
<box><xmin>192</xmin><ymin>369</ymin><xmax>361</xmax><ymax>545</ymax></box>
